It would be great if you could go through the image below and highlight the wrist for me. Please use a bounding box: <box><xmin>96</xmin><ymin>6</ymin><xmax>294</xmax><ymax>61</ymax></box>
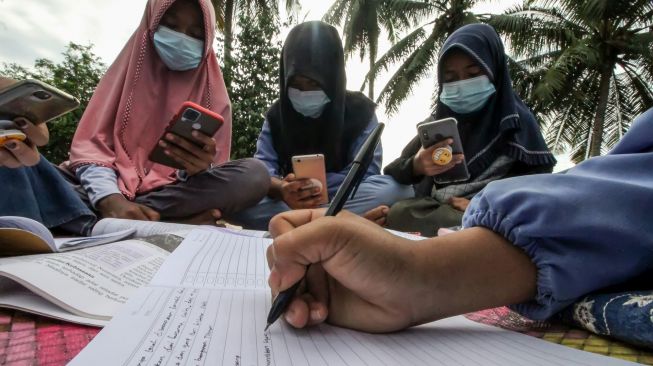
<box><xmin>97</xmin><ymin>193</ymin><xmax>126</xmax><ymax>210</ymax></box>
<box><xmin>412</xmin><ymin>155</ymin><xmax>425</xmax><ymax>177</ymax></box>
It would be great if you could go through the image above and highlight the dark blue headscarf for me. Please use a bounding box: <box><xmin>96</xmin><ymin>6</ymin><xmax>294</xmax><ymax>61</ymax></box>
<box><xmin>434</xmin><ymin>23</ymin><xmax>556</xmax><ymax>177</ymax></box>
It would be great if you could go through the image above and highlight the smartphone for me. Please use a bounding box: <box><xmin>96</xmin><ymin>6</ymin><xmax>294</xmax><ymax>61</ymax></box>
<box><xmin>291</xmin><ymin>154</ymin><xmax>329</xmax><ymax>205</ymax></box>
<box><xmin>149</xmin><ymin>101</ymin><xmax>224</xmax><ymax>169</ymax></box>
<box><xmin>416</xmin><ymin>117</ymin><xmax>470</xmax><ymax>184</ymax></box>
<box><xmin>0</xmin><ymin>79</ymin><xmax>80</xmax><ymax>124</ymax></box>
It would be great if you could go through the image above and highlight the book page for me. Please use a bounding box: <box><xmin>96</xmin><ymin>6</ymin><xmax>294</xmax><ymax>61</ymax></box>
<box><xmin>92</xmin><ymin>218</ymin><xmax>268</xmax><ymax>240</ymax></box>
<box><xmin>0</xmin><ymin>277</ymin><xmax>108</xmax><ymax>327</ymax></box>
<box><xmin>0</xmin><ymin>240</ymin><xmax>168</xmax><ymax>320</ymax></box>
<box><xmin>72</xmin><ymin>229</ymin><xmax>633</xmax><ymax>366</ymax></box>
<box><xmin>92</xmin><ymin>219</ymin><xmax>197</xmax><ymax>237</ymax></box>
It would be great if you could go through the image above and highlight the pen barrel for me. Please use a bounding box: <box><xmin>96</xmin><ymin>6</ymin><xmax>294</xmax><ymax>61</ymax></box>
<box><xmin>267</xmin><ymin>280</ymin><xmax>303</xmax><ymax>326</ymax></box>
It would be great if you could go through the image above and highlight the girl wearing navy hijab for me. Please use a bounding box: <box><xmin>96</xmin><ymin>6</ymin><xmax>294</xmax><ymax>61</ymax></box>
<box><xmin>382</xmin><ymin>24</ymin><xmax>556</xmax><ymax>237</ymax></box>
<box><xmin>231</xmin><ymin>21</ymin><xmax>413</xmax><ymax>230</ymax></box>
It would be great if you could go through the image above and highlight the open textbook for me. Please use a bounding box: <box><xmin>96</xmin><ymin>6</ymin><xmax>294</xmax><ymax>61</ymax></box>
<box><xmin>72</xmin><ymin>229</ymin><xmax>634</xmax><ymax>365</ymax></box>
<box><xmin>0</xmin><ymin>219</ymin><xmax>265</xmax><ymax>327</ymax></box>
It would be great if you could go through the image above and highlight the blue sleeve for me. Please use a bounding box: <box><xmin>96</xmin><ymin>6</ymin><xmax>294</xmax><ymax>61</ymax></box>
<box><xmin>76</xmin><ymin>164</ymin><xmax>122</xmax><ymax>208</ymax></box>
<box><xmin>254</xmin><ymin>120</ymin><xmax>282</xmax><ymax>178</ymax></box>
<box><xmin>326</xmin><ymin>114</ymin><xmax>382</xmax><ymax>195</ymax></box>
<box><xmin>462</xmin><ymin>108</ymin><xmax>653</xmax><ymax>320</ymax></box>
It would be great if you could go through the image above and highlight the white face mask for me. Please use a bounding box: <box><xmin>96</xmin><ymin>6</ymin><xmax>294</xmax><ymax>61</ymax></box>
<box><xmin>287</xmin><ymin>87</ymin><xmax>331</xmax><ymax>118</ymax></box>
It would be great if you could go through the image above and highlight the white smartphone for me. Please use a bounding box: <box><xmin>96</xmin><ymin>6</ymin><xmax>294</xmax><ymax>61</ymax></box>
<box><xmin>291</xmin><ymin>154</ymin><xmax>329</xmax><ymax>205</ymax></box>
<box><xmin>416</xmin><ymin>117</ymin><xmax>470</xmax><ymax>183</ymax></box>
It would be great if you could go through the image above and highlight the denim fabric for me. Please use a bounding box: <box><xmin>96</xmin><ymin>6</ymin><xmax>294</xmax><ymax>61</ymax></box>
<box><xmin>463</xmin><ymin>108</ymin><xmax>653</xmax><ymax>320</ymax></box>
<box><xmin>229</xmin><ymin>175</ymin><xmax>414</xmax><ymax>231</ymax></box>
<box><xmin>1</xmin><ymin>156</ymin><xmax>96</xmax><ymax>235</ymax></box>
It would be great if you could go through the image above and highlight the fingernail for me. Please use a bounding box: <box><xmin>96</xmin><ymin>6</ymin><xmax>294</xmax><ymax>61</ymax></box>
<box><xmin>192</xmin><ymin>131</ymin><xmax>199</xmax><ymax>137</ymax></box>
<box><xmin>159</xmin><ymin>140</ymin><xmax>167</xmax><ymax>147</ymax></box>
<box><xmin>14</xmin><ymin>119</ymin><xmax>28</xmax><ymax>129</ymax></box>
<box><xmin>5</xmin><ymin>141</ymin><xmax>17</xmax><ymax>149</ymax></box>
<box><xmin>164</xmin><ymin>150</ymin><xmax>171</xmax><ymax>155</ymax></box>
<box><xmin>166</xmin><ymin>133</ymin><xmax>174</xmax><ymax>140</ymax></box>
<box><xmin>310</xmin><ymin>309</ymin><xmax>323</xmax><ymax>322</ymax></box>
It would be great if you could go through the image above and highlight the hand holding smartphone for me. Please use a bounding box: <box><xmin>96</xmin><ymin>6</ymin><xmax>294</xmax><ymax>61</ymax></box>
<box><xmin>416</xmin><ymin>117</ymin><xmax>470</xmax><ymax>183</ymax></box>
<box><xmin>149</xmin><ymin>102</ymin><xmax>224</xmax><ymax>171</ymax></box>
<box><xmin>0</xmin><ymin>79</ymin><xmax>79</xmax><ymax>124</ymax></box>
<box><xmin>291</xmin><ymin>154</ymin><xmax>329</xmax><ymax>205</ymax></box>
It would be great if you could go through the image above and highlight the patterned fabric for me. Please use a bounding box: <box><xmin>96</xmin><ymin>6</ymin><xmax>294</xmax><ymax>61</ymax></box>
<box><xmin>560</xmin><ymin>290</ymin><xmax>653</xmax><ymax>349</ymax></box>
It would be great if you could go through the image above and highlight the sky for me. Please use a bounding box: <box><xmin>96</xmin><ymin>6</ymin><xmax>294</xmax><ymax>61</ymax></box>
<box><xmin>0</xmin><ymin>0</ymin><xmax>574</xmax><ymax>171</ymax></box>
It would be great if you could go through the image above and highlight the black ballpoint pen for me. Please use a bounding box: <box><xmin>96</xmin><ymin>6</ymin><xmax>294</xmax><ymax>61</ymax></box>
<box><xmin>265</xmin><ymin>123</ymin><xmax>385</xmax><ymax>331</ymax></box>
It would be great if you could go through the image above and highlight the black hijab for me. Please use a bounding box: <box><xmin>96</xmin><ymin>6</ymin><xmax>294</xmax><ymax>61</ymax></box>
<box><xmin>434</xmin><ymin>24</ymin><xmax>556</xmax><ymax>178</ymax></box>
<box><xmin>266</xmin><ymin>21</ymin><xmax>376</xmax><ymax>175</ymax></box>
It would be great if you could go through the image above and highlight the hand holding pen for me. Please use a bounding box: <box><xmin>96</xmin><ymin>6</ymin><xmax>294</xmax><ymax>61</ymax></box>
<box><xmin>265</xmin><ymin>123</ymin><xmax>385</xmax><ymax>331</ymax></box>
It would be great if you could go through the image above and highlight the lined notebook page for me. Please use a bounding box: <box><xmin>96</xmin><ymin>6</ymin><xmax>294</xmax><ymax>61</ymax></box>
<box><xmin>70</xmin><ymin>229</ymin><xmax>635</xmax><ymax>366</ymax></box>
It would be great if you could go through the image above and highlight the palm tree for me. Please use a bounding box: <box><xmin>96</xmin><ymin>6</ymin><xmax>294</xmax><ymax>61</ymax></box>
<box><xmin>368</xmin><ymin>0</ymin><xmax>487</xmax><ymax>114</ymax></box>
<box><xmin>212</xmin><ymin>0</ymin><xmax>298</xmax><ymax>82</ymax></box>
<box><xmin>323</xmin><ymin>0</ymin><xmax>435</xmax><ymax>100</ymax></box>
<box><xmin>489</xmin><ymin>0</ymin><xmax>653</xmax><ymax>161</ymax></box>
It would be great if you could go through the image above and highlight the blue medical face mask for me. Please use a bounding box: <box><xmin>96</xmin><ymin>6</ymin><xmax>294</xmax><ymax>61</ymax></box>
<box><xmin>440</xmin><ymin>75</ymin><xmax>496</xmax><ymax>114</ymax></box>
<box><xmin>287</xmin><ymin>87</ymin><xmax>331</xmax><ymax>119</ymax></box>
<box><xmin>153</xmin><ymin>26</ymin><xmax>204</xmax><ymax>71</ymax></box>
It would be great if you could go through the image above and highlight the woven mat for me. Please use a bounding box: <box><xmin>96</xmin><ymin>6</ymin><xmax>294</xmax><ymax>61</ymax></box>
<box><xmin>0</xmin><ymin>307</ymin><xmax>651</xmax><ymax>365</ymax></box>
<box><xmin>465</xmin><ymin>307</ymin><xmax>653</xmax><ymax>364</ymax></box>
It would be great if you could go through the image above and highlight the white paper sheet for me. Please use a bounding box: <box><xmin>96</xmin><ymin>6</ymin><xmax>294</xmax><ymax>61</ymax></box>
<box><xmin>71</xmin><ymin>229</ymin><xmax>636</xmax><ymax>366</ymax></box>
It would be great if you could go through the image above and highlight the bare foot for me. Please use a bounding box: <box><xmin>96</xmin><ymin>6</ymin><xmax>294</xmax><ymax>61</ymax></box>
<box><xmin>174</xmin><ymin>209</ymin><xmax>223</xmax><ymax>226</ymax></box>
<box><xmin>363</xmin><ymin>205</ymin><xmax>389</xmax><ymax>227</ymax></box>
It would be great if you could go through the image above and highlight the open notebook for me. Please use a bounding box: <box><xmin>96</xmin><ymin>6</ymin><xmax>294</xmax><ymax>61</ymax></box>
<box><xmin>0</xmin><ymin>219</ymin><xmax>266</xmax><ymax>327</ymax></box>
<box><xmin>71</xmin><ymin>229</ymin><xmax>634</xmax><ymax>365</ymax></box>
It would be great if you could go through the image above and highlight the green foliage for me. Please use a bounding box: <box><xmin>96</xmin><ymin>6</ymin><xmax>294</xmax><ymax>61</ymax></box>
<box><xmin>225</xmin><ymin>11</ymin><xmax>282</xmax><ymax>159</ymax></box>
<box><xmin>489</xmin><ymin>0</ymin><xmax>653</xmax><ymax>160</ymax></box>
<box><xmin>368</xmin><ymin>0</ymin><xmax>486</xmax><ymax>114</ymax></box>
<box><xmin>323</xmin><ymin>0</ymin><xmax>437</xmax><ymax>99</ymax></box>
<box><xmin>0</xmin><ymin>43</ymin><xmax>105</xmax><ymax>164</ymax></box>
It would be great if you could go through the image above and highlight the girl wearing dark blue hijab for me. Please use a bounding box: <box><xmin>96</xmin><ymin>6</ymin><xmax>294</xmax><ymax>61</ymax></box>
<box><xmin>383</xmin><ymin>23</ymin><xmax>556</xmax><ymax>237</ymax></box>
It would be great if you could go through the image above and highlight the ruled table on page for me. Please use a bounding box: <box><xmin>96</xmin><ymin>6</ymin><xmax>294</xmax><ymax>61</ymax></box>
<box><xmin>70</xmin><ymin>229</ymin><xmax>636</xmax><ymax>366</ymax></box>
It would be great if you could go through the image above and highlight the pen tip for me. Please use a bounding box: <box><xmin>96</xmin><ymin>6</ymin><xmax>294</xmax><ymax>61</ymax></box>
<box><xmin>264</xmin><ymin>324</ymin><xmax>271</xmax><ymax>332</ymax></box>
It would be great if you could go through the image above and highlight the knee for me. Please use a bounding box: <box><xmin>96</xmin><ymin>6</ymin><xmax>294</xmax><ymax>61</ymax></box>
<box><xmin>370</xmin><ymin>175</ymin><xmax>414</xmax><ymax>203</ymax></box>
<box><xmin>234</xmin><ymin>158</ymin><xmax>271</xmax><ymax>201</ymax></box>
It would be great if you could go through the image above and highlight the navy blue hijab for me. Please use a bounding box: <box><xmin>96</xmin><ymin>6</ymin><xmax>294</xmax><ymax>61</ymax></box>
<box><xmin>434</xmin><ymin>24</ymin><xmax>556</xmax><ymax>177</ymax></box>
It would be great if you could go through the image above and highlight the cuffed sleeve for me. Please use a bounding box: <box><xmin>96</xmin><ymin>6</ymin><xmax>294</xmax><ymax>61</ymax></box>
<box><xmin>76</xmin><ymin>164</ymin><xmax>122</xmax><ymax>208</ymax></box>
<box><xmin>462</xmin><ymin>109</ymin><xmax>653</xmax><ymax>320</ymax></box>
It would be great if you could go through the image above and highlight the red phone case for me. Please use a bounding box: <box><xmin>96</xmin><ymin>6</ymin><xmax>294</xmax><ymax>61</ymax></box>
<box><xmin>149</xmin><ymin>102</ymin><xmax>224</xmax><ymax>169</ymax></box>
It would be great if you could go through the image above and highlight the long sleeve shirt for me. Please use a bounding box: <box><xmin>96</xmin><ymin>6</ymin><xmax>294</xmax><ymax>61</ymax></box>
<box><xmin>254</xmin><ymin>115</ymin><xmax>382</xmax><ymax>198</ymax></box>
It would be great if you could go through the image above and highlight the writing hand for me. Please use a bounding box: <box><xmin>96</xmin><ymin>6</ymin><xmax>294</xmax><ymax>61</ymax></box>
<box><xmin>267</xmin><ymin>209</ymin><xmax>419</xmax><ymax>333</ymax></box>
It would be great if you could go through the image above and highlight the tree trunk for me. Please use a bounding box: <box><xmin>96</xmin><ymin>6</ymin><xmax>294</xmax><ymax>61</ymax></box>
<box><xmin>588</xmin><ymin>64</ymin><xmax>613</xmax><ymax>158</ymax></box>
<box><xmin>368</xmin><ymin>47</ymin><xmax>376</xmax><ymax>100</ymax></box>
<box><xmin>223</xmin><ymin>0</ymin><xmax>235</xmax><ymax>88</ymax></box>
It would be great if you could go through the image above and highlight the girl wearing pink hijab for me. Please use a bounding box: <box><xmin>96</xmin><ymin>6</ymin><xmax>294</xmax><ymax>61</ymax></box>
<box><xmin>67</xmin><ymin>0</ymin><xmax>269</xmax><ymax>224</ymax></box>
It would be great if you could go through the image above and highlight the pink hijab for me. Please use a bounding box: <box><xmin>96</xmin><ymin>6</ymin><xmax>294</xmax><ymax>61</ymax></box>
<box><xmin>69</xmin><ymin>0</ymin><xmax>231</xmax><ymax>199</ymax></box>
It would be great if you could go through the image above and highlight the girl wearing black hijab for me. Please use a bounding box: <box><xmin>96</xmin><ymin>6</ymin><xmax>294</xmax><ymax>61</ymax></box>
<box><xmin>231</xmin><ymin>21</ymin><xmax>413</xmax><ymax>230</ymax></box>
<box><xmin>380</xmin><ymin>24</ymin><xmax>556</xmax><ymax>237</ymax></box>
